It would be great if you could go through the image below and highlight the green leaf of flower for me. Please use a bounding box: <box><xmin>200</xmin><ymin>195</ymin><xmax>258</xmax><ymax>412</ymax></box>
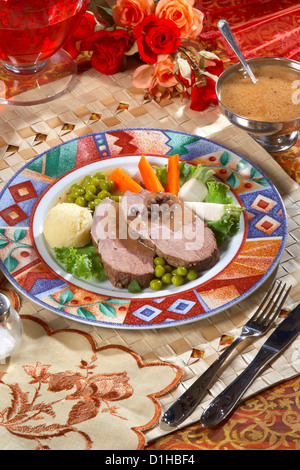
<box><xmin>4</xmin><ymin>254</ymin><xmax>18</xmax><ymax>272</ymax></box>
<box><xmin>250</xmin><ymin>167</ymin><xmax>262</xmax><ymax>179</ymax></box>
<box><xmin>104</xmin><ymin>298</ymin><xmax>130</xmax><ymax>305</ymax></box>
<box><xmin>236</xmin><ymin>160</ymin><xmax>249</xmax><ymax>173</ymax></box>
<box><xmin>59</xmin><ymin>289</ymin><xmax>74</xmax><ymax>305</ymax></box>
<box><xmin>77</xmin><ymin>307</ymin><xmax>96</xmax><ymax>320</ymax></box>
<box><xmin>0</xmin><ymin>239</ymin><xmax>9</xmax><ymax>249</ymax></box>
<box><xmin>14</xmin><ymin>229</ymin><xmax>27</xmax><ymax>242</ymax></box>
<box><xmin>220</xmin><ymin>151</ymin><xmax>232</xmax><ymax>166</ymax></box>
<box><xmin>99</xmin><ymin>302</ymin><xmax>116</xmax><ymax>318</ymax></box>
<box><xmin>226</xmin><ymin>172</ymin><xmax>240</xmax><ymax>189</ymax></box>
<box><xmin>256</xmin><ymin>177</ymin><xmax>269</xmax><ymax>187</ymax></box>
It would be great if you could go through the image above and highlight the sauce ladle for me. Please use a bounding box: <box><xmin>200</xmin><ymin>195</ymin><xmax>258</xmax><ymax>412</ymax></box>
<box><xmin>217</xmin><ymin>19</ymin><xmax>258</xmax><ymax>84</ymax></box>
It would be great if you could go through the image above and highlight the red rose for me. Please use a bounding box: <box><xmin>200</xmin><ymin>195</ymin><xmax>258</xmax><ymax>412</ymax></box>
<box><xmin>190</xmin><ymin>59</ymin><xmax>223</xmax><ymax>111</ymax></box>
<box><xmin>133</xmin><ymin>14</ymin><xmax>181</xmax><ymax>64</ymax></box>
<box><xmin>64</xmin><ymin>12</ymin><xmax>96</xmax><ymax>59</ymax></box>
<box><xmin>82</xmin><ymin>29</ymin><xmax>134</xmax><ymax>75</ymax></box>
<box><xmin>206</xmin><ymin>59</ymin><xmax>224</xmax><ymax>77</ymax></box>
<box><xmin>190</xmin><ymin>76</ymin><xmax>218</xmax><ymax>111</ymax></box>
<box><xmin>73</xmin><ymin>12</ymin><xmax>97</xmax><ymax>39</ymax></box>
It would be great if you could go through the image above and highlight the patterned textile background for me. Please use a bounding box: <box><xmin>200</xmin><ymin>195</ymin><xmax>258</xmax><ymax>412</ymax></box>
<box><xmin>146</xmin><ymin>375</ymin><xmax>300</xmax><ymax>450</ymax></box>
<box><xmin>195</xmin><ymin>0</ymin><xmax>300</xmax><ymax>184</ymax></box>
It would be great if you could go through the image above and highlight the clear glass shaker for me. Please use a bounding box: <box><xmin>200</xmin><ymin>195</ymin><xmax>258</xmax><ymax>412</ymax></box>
<box><xmin>0</xmin><ymin>293</ymin><xmax>23</xmax><ymax>363</ymax></box>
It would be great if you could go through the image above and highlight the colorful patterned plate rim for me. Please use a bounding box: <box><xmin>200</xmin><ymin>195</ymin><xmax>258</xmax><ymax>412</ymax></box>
<box><xmin>0</xmin><ymin>128</ymin><xmax>287</xmax><ymax>329</ymax></box>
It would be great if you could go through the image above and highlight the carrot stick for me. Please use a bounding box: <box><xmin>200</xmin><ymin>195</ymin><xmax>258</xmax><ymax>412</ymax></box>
<box><xmin>138</xmin><ymin>155</ymin><xmax>165</xmax><ymax>193</ymax></box>
<box><xmin>166</xmin><ymin>154</ymin><xmax>179</xmax><ymax>195</ymax></box>
<box><xmin>110</xmin><ymin>168</ymin><xmax>142</xmax><ymax>193</ymax></box>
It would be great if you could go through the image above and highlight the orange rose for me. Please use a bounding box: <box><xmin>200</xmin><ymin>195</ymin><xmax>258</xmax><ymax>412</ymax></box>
<box><xmin>131</xmin><ymin>55</ymin><xmax>177</xmax><ymax>97</ymax></box>
<box><xmin>113</xmin><ymin>0</ymin><xmax>155</xmax><ymax>29</ymax></box>
<box><xmin>155</xmin><ymin>55</ymin><xmax>177</xmax><ymax>87</ymax></box>
<box><xmin>156</xmin><ymin>0</ymin><xmax>204</xmax><ymax>38</ymax></box>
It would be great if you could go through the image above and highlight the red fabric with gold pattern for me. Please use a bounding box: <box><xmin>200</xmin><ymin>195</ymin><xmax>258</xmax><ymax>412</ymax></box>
<box><xmin>197</xmin><ymin>0</ymin><xmax>300</xmax><ymax>62</ymax></box>
<box><xmin>146</xmin><ymin>375</ymin><xmax>300</xmax><ymax>450</ymax></box>
<box><xmin>195</xmin><ymin>0</ymin><xmax>300</xmax><ymax>184</ymax></box>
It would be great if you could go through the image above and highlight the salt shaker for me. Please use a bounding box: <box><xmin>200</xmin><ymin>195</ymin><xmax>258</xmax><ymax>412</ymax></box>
<box><xmin>0</xmin><ymin>293</ymin><xmax>23</xmax><ymax>363</ymax></box>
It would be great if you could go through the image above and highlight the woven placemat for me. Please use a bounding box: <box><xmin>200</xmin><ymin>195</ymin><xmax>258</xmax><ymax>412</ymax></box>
<box><xmin>0</xmin><ymin>67</ymin><xmax>299</xmax><ymax>443</ymax></box>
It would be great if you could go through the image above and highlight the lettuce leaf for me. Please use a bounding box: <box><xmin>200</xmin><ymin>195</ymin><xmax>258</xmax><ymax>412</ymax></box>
<box><xmin>204</xmin><ymin>179</ymin><xmax>233</xmax><ymax>205</ymax></box>
<box><xmin>54</xmin><ymin>243</ymin><xmax>107</xmax><ymax>281</ymax></box>
<box><xmin>207</xmin><ymin>205</ymin><xmax>244</xmax><ymax>245</ymax></box>
<box><xmin>128</xmin><ymin>280</ymin><xmax>142</xmax><ymax>293</ymax></box>
<box><xmin>154</xmin><ymin>162</ymin><xmax>212</xmax><ymax>189</ymax></box>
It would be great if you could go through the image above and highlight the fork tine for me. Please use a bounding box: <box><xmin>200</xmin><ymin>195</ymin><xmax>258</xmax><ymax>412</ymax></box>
<box><xmin>264</xmin><ymin>284</ymin><xmax>292</xmax><ymax>326</ymax></box>
<box><xmin>255</xmin><ymin>280</ymin><xmax>283</xmax><ymax>322</ymax></box>
<box><xmin>256</xmin><ymin>282</ymin><xmax>291</xmax><ymax>326</ymax></box>
<box><xmin>251</xmin><ymin>280</ymin><xmax>281</xmax><ymax>321</ymax></box>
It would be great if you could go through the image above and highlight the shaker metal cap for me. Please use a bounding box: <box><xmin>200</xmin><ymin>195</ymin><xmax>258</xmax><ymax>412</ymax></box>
<box><xmin>0</xmin><ymin>293</ymin><xmax>10</xmax><ymax>322</ymax></box>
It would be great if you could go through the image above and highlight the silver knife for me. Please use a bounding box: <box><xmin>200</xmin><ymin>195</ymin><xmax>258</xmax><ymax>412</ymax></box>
<box><xmin>200</xmin><ymin>303</ymin><xmax>300</xmax><ymax>427</ymax></box>
<box><xmin>161</xmin><ymin>332</ymin><xmax>248</xmax><ymax>426</ymax></box>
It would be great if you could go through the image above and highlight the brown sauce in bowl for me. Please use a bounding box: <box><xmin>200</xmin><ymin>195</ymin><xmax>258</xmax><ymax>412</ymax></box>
<box><xmin>219</xmin><ymin>64</ymin><xmax>300</xmax><ymax>122</ymax></box>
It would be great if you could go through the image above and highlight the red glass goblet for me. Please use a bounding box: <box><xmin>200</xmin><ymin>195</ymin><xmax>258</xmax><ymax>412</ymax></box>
<box><xmin>0</xmin><ymin>0</ymin><xmax>90</xmax><ymax>105</ymax></box>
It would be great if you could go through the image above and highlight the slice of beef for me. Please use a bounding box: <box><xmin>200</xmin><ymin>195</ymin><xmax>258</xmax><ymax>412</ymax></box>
<box><xmin>120</xmin><ymin>190</ymin><xmax>220</xmax><ymax>271</ymax></box>
<box><xmin>91</xmin><ymin>198</ymin><xmax>154</xmax><ymax>288</ymax></box>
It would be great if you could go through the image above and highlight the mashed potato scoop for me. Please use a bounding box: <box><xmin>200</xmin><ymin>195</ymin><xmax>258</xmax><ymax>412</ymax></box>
<box><xmin>43</xmin><ymin>203</ymin><xmax>93</xmax><ymax>248</ymax></box>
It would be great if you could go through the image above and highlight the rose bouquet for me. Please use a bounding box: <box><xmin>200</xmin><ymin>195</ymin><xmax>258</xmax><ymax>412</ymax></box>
<box><xmin>64</xmin><ymin>0</ymin><xmax>223</xmax><ymax>111</ymax></box>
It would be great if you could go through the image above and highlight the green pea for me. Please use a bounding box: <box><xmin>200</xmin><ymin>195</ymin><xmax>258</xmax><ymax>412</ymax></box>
<box><xmin>87</xmin><ymin>200</ymin><xmax>97</xmax><ymax>210</ymax></box>
<box><xmin>85</xmin><ymin>184</ymin><xmax>97</xmax><ymax>194</ymax></box>
<box><xmin>87</xmin><ymin>200</ymin><xmax>95</xmax><ymax>211</ymax></box>
<box><xmin>97</xmin><ymin>190</ymin><xmax>111</xmax><ymax>200</ymax></box>
<box><xmin>91</xmin><ymin>177</ymin><xmax>101</xmax><ymax>187</ymax></box>
<box><xmin>66</xmin><ymin>194</ymin><xmax>76</xmax><ymax>203</ymax></box>
<box><xmin>93</xmin><ymin>198</ymin><xmax>102</xmax><ymax>207</ymax></box>
<box><xmin>108</xmin><ymin>180</ymin><xmax>115</xmax><ymax>192</ymax></box>
<box><xmin>70</xmin><ymin>183</ymin><xmax>81</xmax><ymax>191</ymax></box>
<box><xmin>164</xmin><ymin>265</ymin><xmax>173</xmax><ymax>273</ymax></box>
<box><xmin>155</xmin><ymin>265</ymin><xmax>165</xmax><ymax>278</ymax></box>
<box><xmin>84</xmin><ymin>191</ymin><xmax>96</xmax><ymax>202</ymax></box>
<box><xmin>71</xmin><ymin>187</ymin><xmax>85</xmax><ymax>198</ymax></box>
<box><xmin>172</xmin><ymin>274</ymin><xmax>184</xmax><ymax>286</ymax></box>
<box><xmin>162</xmin><ymin>273</ymin><xmax>172</xmax><ymax>284</ymax></box>
<box><xmin>154</xmin><ymin>257</ymin><xmax>166</xmax><ymax>266</ymax></box>
<box><xmin>95</xmin><ymin>172</ymin><xmax>106</xmax><ymax>180</ymax></box>
<box><xmin>176</xmin><ymin>266</ymin><xmax>187</xmax><ymax>277</ymax></box>
<box><xmin>83</xmin><ymin>175</ymin><xmax>92</xmax><ymax>184</ymax></box>
<box><xmin>81</xmin><ymin>181</ymin><xmax>91</xmax><ymax>189</ymax></box>
<box><xmin>111</xmin><ymin>195</ymin><xmax>120</xmax><ymax>202</ymax></box>
<box><xmin>75</xmin><ymin>196</ymin><xmax>87</xmax><ymax>207</ymax></box>
<box><xmin>99</xmin><ymin>180</ymin><xmax>113</xmax><ymax>192</ymax></box>
<box><xmin>186</xmin><ymin>269</ymin><xmax>197</xmax><ymax>281</ymax></box>
<box><xmin>150</xmin><ymin>279</ymin><xmax>162</xmax><ymax>291</ymax></box>
<box><xmin>172</xmin><ymin>269</ymin><xmax>178</xmax><ymax>275</ymax></box>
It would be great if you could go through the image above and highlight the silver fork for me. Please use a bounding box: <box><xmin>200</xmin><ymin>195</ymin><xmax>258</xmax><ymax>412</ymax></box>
<box><xmin>162</xmin><ymin>280</ymin><xmax>291</xmax><ymax>426</ymax></box>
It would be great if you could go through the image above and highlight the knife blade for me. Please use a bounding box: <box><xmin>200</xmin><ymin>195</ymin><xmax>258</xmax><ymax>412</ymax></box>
<box><xmin>200</xmin><ymin>303</ymin><xmax>300</xmax><ymax>427</ymax></box>
<box><xmin>161</xmin><ymin>334</ymin><xmax>244</xmax><ymax>426</ymax></box>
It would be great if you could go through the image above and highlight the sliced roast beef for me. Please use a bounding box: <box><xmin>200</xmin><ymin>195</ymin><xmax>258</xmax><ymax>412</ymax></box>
<box><xmin>120</xmin><ymin>189</ymin><xmax>220</xmax><ymax>271</ymax></box>
<box><xmin>91</xmin><ymin>198</ymin><xmax>154</xmax><ymax>288</ymax></box>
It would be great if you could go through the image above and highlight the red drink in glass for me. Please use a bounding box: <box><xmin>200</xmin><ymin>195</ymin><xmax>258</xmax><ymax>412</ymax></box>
<box><xmin>0</xmin><ymin>0</ymin><xmax>89</xmax><ymax>73</ymax></box>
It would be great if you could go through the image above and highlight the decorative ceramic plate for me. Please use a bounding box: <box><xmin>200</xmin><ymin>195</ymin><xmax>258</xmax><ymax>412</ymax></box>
<box><xmin>0</xmin><ymin>129</ymin><xmax>287</xmax><ymax>329</ymax></box>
